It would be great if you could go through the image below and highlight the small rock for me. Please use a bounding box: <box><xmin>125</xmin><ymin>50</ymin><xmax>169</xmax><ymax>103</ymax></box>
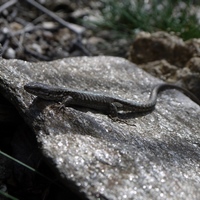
<box><xmin>5</xmin><ymin>48</ymin><xmax>15</xmax><ymax>59</ymax></box>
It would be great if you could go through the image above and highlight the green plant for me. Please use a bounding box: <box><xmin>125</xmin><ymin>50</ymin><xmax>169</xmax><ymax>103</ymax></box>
<box><xmin>91</xmin><ymin>0</ymin><xmax>200</xmax><ymax>40</ymax></box>
<box><xmin>0</xmin><ymin>150</ymin><xmax>63</xmax><ymax>199</ymax></box>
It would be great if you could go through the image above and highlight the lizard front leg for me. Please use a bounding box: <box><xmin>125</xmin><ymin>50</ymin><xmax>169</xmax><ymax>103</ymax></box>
<box><xmin>59</xmin><ymin>96</ymin><xmax>74</xmax><ymax>110</ymax></box>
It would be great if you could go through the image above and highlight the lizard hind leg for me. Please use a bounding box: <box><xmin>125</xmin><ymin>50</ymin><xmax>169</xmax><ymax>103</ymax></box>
<box><xmin>108</xmin><ymin>103</ymin><xmax>118</xmax><ymax>118</ymax></box>
<box><xmin>109</xmin><ymin>103</ymin><xmax>136</xmax><ymax>126</ymax></box>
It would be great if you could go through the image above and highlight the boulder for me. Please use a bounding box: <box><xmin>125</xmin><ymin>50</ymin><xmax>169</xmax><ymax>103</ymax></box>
<box><xmin>0</xmin><ymin>56</ymin><xmax>199</xmax><ymax>199</ymax></box>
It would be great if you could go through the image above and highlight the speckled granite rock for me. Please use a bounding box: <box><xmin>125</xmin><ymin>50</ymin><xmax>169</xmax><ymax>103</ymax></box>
<box><xmin>0</xmin><ymin>56</ymin><xmax>200</xmax><ymax>200</ymax></box>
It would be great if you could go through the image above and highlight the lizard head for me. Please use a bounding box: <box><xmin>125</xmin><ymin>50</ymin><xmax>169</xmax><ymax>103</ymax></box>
<box><xmin>24</xmin><ymin>82</ymin><xmax>55</xmax><ymax>100</ymax></box>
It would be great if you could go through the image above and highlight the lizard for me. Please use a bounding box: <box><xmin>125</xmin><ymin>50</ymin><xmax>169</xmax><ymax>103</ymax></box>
<box><xmin>24</xmin><ymin>82</ymin><xmax>200</xmax><ymax>117</ymax></box>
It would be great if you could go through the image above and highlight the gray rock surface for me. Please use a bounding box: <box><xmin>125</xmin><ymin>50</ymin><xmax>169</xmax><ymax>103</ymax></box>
<box><xmin>0</xmin><ymin>56</ymin><xmax>200</xmax><ymax>199</ymax></box>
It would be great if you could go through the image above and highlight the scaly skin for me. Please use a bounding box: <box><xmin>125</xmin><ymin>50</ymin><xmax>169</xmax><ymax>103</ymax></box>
<box><xmin>24</xmin><ymin>82</ymin><xmax>200</xmax><ymax>117</ymax></box>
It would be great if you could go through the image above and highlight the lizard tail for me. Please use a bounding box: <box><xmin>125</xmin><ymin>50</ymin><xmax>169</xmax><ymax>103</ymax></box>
<box><xmin>149</xmin><ymin>83</ymin><xmax>200</xmax><ymax>107</ymax></box>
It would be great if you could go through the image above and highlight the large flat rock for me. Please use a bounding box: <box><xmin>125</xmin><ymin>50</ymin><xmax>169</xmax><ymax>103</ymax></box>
<box><xmin>0</xmin><ymin>56</ymin><xmax>199</xmax><ymax>199</ymax></box>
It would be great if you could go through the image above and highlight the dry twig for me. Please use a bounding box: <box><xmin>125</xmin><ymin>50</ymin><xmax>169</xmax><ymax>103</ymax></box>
<box><xmin>26</xmin><ymin>0</ymin><xmax>85</xmax><ymax>35</ymax></box>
